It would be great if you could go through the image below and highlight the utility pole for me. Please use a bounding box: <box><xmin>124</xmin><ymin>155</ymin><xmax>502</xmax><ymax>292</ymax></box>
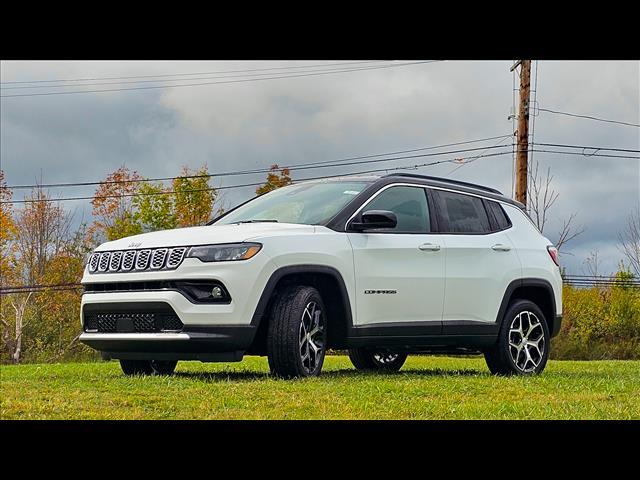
<box><xmin>511</xmin><ymin>60</ymin><xmax>531</xmax><ymax>207</ymax></box>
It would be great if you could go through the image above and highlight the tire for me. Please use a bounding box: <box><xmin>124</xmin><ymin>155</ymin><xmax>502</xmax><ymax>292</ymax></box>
<box><xmin>267</xmin><ymin>285</ymin><xmax>327</xmax><ymax>378</ymax></box>
<box><xmin>348</xmin><ymin>348</ymin><xmax>408</xmax><ymax>372</ymax></box>
<box><xmin>149</xmin><ymin>360</ymin><xmax>178</xmax><ymax>375</ymax></box>
<box><xmin>120</xmin><ymin>359</ymin><xmax>177</xmax><ymax>376</ymax></box>
<box><xmin>484</xmin><ymin>299</ymin><xmax>550</xmax><ymax>376</ymax></box>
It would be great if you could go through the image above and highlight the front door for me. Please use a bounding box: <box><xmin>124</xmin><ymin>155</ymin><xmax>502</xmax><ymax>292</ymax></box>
<box><xmin>347</xmin><ymin>185</ymin><xmax>445</xmax><ymax>333</ymax></box>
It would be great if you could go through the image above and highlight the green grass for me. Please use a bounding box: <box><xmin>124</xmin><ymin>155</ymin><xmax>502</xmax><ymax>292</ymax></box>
<box><xmin>1</xmin><ymin>356</ymin><xmax>639</xmax><ymax>419</ymax></box>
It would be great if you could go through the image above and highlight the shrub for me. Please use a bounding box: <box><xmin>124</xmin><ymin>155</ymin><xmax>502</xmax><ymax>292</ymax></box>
<box><xmin>551</xmin><ymin>276</ymin><xmax>640</xmax><ymax>360</ymax></box>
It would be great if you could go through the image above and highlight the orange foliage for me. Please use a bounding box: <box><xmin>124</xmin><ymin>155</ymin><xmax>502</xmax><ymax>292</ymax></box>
<box><xmin>89</xmin><ymin>167</ymin><xmax>143</xmax><ymax>242</ymax></box>
<box><xmin>255</xmin><ymin>164</ymin><xmax>292</xmax><ymax>196</ymax></box>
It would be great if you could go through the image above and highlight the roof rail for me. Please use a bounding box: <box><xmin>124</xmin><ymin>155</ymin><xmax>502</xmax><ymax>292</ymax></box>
<box><xmin>383</xmin><ymin>173</ymin><xmax>503</xmax><ymax>195</ymax></box>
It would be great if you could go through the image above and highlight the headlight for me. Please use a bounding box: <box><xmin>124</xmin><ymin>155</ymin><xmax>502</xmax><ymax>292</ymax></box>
<box><xmin>186</xmin><ymin>243</ymin><xmax>262</xmax><ymax>262</ymax></box>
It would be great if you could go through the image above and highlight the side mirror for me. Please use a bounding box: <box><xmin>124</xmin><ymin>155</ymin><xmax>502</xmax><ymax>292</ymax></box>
<box><xmin>350</xmin><ymin>210</ymin><xmax>397</xmax><ymax>231</ymax></box>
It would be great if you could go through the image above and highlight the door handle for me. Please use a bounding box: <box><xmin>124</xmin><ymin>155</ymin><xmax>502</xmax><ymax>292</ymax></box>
<box><xmin>491</xmin><ymin>244</ymin><xmax>511</xmax><ymax>252</ymax></box>
<box><xmin>419</xmin><ymin>243</ymin><xmax>441</xmax><ymax>251</ymax></box>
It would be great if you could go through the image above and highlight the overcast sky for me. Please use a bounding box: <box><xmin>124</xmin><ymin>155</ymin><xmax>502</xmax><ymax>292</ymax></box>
<box><xmin>1</xmin><ymin>60</ymin><xmax>638</xmax><ymax>275</ymax></box>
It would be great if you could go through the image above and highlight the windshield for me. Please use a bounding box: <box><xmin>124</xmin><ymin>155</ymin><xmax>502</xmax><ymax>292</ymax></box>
<box><xmin>214</xmin><ymin>181</ymin><xmax>371</xmax><ymax>226</ymax></box>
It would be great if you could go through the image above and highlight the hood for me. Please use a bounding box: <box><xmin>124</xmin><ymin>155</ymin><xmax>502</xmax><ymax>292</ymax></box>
<box><xmin>95</xmin><ymin>223</ymin><xmax>316</xmax><ymax>251</ymax></box>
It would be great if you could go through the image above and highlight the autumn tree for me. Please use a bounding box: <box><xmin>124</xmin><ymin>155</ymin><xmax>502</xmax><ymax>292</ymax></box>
<box><xmin>0</xmin><ymin>171</ymin><xmax>16</xmax><ymax>284</ymax></box>
<box><xmin>0</xmin><ymin>171</ymin><xmax>19</xmax><ymax>361</ymax></box>
<box><xmin>0</xmin><ymin>185</ymin><xmax>79</xmax><ymax>363</ymax></box>
<box><xmin>256</xmin><ymin>164</ymin><xmax>292</xmax><ymax>196</ymax></box>
<box><xmin>172</xmin><ymin>165</ymin><xmax>218</xmax><ymax>227</ymax></box>
<box><xmin>33</xmin><ymin>223</ymin><xmax>91</xmax><ymax>362</ymax></box>
<box><xmin>90</xmin><ymin>166</ymin><xmax>143</xmax><ymax>242</ymax></box>
<box><xmin>133</xmin><ymin>182</ymin><xmax>177</xmax><ymax>232</ymax></box>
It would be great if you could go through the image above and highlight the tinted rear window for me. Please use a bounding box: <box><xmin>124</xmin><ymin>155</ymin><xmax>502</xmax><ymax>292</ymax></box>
<box><xmin>434</xmin><ymin>190</ymin><xmax>491</xmax><ymax>233</ymax></box>
<box><xmin>487</xmin><ymin>200</ymin><xmax>512</xmax><ymax>230</ymax></box>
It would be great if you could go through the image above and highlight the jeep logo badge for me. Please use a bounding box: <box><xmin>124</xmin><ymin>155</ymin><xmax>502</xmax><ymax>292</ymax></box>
<box><xmin>127</xmin><ymin>242</ymin><xmax>142</xmax><ymax>248</ymax></box>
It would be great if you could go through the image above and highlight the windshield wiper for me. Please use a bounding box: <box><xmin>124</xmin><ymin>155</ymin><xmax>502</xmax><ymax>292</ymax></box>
<box><xmin>234</xmin><ymin>219</ymin><xmax>279</xmax><ymax>224</ymax></box>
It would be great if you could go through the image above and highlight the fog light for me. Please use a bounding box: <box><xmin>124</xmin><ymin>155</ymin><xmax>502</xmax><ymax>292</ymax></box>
<box><xmin>211</xmin><ymin>286</ymin><xmax>223</xmax><ymax>299</ymax></box>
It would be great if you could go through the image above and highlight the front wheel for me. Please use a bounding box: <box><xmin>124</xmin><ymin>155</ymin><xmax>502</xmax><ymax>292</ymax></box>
<box><xmin>267</xmin><ymin>285</ymin><xmax>327</xmax><ymax>378</ymax></box>
<box><xmin>484</xmin><ymin>299</ymin><xmax>550</xmax><ymax>376</ymax></box>
<box><xmin>348</xmin><ymin>348</ymin><xmax>408</xmax><ymax>372</ymax></box>
<box><xmin>120</xmin><ymin>359</ymin><xmax>177</xmax><ymax>376</ymax></box>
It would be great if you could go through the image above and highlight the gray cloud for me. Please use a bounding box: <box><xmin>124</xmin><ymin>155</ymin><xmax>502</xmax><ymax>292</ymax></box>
<box><xmin>1</xmin><ymin>60</ymin><xmax>638</xmax><ymax>274</ymax></box>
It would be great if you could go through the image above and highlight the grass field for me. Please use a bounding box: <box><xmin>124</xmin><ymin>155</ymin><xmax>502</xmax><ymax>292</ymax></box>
<box><xmin>1</xmin><ymin>355</ymin><xmax>639</xmax><ymax>420</ymax></box>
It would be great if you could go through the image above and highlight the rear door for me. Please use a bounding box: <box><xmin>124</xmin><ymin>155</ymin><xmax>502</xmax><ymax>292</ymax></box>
<box><xmin>432</xmin><ymin>189</ymin><xmax>521</xmax><ymax>330</ymax></box>
<box><xmin>347</xmin><ymin>184</ymin><xmax>445</xmax><ymax>333</ymax></box>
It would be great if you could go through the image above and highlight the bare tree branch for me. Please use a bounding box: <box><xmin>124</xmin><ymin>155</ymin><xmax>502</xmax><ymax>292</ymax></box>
<box><xmin>618</xmin><ymin>206</ymin><xmax>640</xmax><ymax>277</ymax></box>
<box><xmin>527</xmin><ymin>158</ymin><xmax>584</xmax><ymax>253</ymax></box>
<box><xmin>556</xmin><ymin>213</ymin><xmax>586</xmax><ymax>253</ymax></box>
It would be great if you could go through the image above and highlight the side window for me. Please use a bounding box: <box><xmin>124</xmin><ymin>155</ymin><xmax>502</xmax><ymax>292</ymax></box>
<box><xmin>434</xmin><ymin>190</ymin><xmax>491</xmax><ymax>234</ymax></box>
<box><xmin>362</xmin><ymin>186</ymin><xmax>430</xmax><ymax>233</ymax></box>
<box><xmin>487</xmin><ymin>200</ymin><xmax>512</xmax><ymax>231</ymax></box>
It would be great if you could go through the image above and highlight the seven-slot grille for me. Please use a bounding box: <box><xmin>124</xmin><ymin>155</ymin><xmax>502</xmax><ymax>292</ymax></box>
<box><xmin>87</xmin><ymin>247</ymin><xmax>187</xmax><ymax>274</ymax></box>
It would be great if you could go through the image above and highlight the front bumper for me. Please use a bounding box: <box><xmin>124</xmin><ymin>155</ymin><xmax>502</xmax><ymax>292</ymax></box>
<box><xmin>79</xmin><ymin>254</ymin><xmax>277</xmax><ymax>359</ymax></box>
<box><xmin>80</xmin><ymin>325</ymin><xmax>255</xmax><ymax>361</ymax></box>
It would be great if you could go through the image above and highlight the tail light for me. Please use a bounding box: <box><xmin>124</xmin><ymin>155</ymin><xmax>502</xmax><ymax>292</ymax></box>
<box><xmin>547</xmin><ymin>246</ymin><xmax>560</xmax><ymax>267</ymax></box>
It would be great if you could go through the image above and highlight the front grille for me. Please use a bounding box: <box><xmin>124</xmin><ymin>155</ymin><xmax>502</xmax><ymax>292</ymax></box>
<box><xmin>109</xmin><ymin>251</ymin><xmax>123</xmax><ymax>271</ymax></box>
<box><xmin>87</xmin><ymin>247</ymin><xmax>187</xmax><ymax>274</ymax></box>
<box><xmin>150</xmin><ymin>248</ymin><xmax>167</xmax><ymax>269</ymax></box>
<box><xmin>166</xmin><ymin>248</ymin><xmax>186</xmax><ymax>268</ymax></box>
<box><xmin>89</xmin><ymin>253</ymin><xmax>100</xmax><ymax>272</ymax></box>
<box><xmin>135</xmin><ymin>250</ymin><xmax>152</xmax><ymax>270</ymax></box>
<box><xmin>83</xmin><ymin>303</ymin><xmax>184</xmax><ymax>333</ymax></box>
<box><xmin>98</xmin><ymin>252</ymin><xmax>111</xmax><ymax>271</ymax></box>
<box><xmin>122</xmin><ymin>251</ymin><xmax>136</xmax><ymax>271</ymax></box>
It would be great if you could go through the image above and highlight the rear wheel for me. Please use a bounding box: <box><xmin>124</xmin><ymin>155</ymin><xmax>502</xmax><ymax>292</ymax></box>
<box><xmin>348</xmin><ymin>348</ymin><xmax>408</xmax><ymax>372</ymax></box>
<box><xmin>484</xmin><ymin>299</ymin><xmax>550</xmax><ymax>376</ymax></box>
<box><xmin>119</xmin><ymin>359</ymin><xmax>177</xmax><ymax>376</ymax></box>
<box><xmin>267</xmin><ymin>285</ymin><xmax>327</xmax><ymax>378</ymax></box>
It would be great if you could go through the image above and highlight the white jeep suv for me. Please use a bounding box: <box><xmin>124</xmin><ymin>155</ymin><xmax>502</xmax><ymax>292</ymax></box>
<box><xmin>80</xmin><ymin>173</ymin><xmax>563</xmax><ymax>378</ymax></box>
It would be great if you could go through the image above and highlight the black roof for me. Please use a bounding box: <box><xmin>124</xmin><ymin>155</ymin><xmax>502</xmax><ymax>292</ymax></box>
<box><xmin>379</xmin><ymin>173</ymin><xmax>524</xmax><ymax>209</ymax></box>
<box><xmin>383</xmin><ymin>173</ymin><xmax>502</xmax><ymax>195</ymax></box>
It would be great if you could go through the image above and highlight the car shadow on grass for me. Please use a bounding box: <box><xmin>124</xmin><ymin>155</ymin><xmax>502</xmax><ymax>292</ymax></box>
<box><xmin>323</xmin><ymin>368</ymin><xmax>489</xmax><ymax>378</ymax></box>
<box><xmin>171</xmin><ymin>367</ymin><xmax>488</xmax><ymax>383</ymax></box>
<box><xmin>173</xmin><ymin>370</ymin><xmax>271</xmax><ymax>382</ymax></box>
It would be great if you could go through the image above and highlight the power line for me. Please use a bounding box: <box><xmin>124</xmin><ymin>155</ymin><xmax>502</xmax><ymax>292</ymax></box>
<box><xmin>446</xmin><ymin>135</ymin><xmax>514</xmax><ymax>176</ymax></box>
<box><xmin>0</xmin><ymin>61</ymin><xmax>442</xmax><ymax>98</ymax></box>
<box><xmin>2</xmin><ymin>150</ymin><xmax>516</xmax><ymax>204</ymax></box>
<box><xmin>2</xmin><ymin>147</ymin><xmax>636</xmax><ymax>205</ymax></box>
<box><xmin>0</xmin><ymin>61</ymin><xmax>391</xmax><ymax>85</ymax></box>
<box><xmin>538</xmin><ymin>107</ymin><xmax>640</xmax><ymax>128</ymax></box>
<box><xmin>1</xmin><ymin>62</ymin><xmax>401</xmax><ymax>91</ymax></box>
<box><xmin>5</xmin><ymin>134</ymin><xmax>512</xmax><ymax>190</ymax></box>
<box><xmin>530</xmin><ymin>149</ymin><xmax>639</xmax><ymax>159</ymax></box>
<box><xmin>6</xmin><ymin>138</ymin><xmax>636</xmax><ymax>192</ymax></box>
<box><xmin>534</xmin><ymin>142</ymin><xmax>640</xmax><ymax>153</ymax></box>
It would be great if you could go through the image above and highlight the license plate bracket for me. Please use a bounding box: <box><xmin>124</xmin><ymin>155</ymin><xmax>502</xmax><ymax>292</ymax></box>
<box><xmin>117</xmin><ymin>317</ymin><xmax>135</xmax><ymax>333</ymax></box>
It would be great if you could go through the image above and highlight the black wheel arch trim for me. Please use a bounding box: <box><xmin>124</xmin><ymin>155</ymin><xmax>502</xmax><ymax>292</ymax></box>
<box><xmin>250</xmin><ymin>264</ymin><xmax>354</xmax><ymax>329</ymax></box>
<box><xmin>496</xmin><ymin>278</ymin><xmax>560</xmax><ymax>337</ymax></box>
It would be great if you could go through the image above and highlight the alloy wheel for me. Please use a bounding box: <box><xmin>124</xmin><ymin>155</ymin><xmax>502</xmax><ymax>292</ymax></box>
<box><xmin>373</xmin><ymin>352</ymin><xmax>400</xmax><ymax>365</ymax></box>
<box><xmin>508</xmin><ymin>311</ymin><xmax>546</xmax><ymax>373</ymax></box>
<box><xmin>299</xmin><ymin>301</ymin><xmax>326</xmax><ymax>374</ymax></box>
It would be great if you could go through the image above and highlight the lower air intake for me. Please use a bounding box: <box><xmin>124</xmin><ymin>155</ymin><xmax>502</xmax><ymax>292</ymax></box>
<box><xmin>83</xmin><ymin>302</ymin><xmax>184</xmax><ymax>333</ymax></box>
